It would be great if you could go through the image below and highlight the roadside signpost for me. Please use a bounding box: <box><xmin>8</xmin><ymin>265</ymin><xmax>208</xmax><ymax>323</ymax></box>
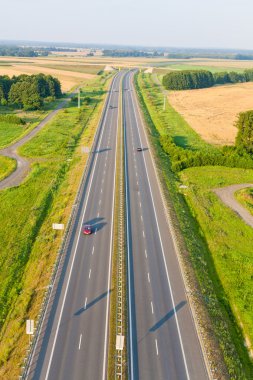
<box><xmin>52</xmin><ymin>223</ymin><xmax>64</xmax><ymax>230</ymax></box>
<box><xmin>26</xmin><ymin>319</ymin><xmax>34</xmax><ymax>345</ymax></box>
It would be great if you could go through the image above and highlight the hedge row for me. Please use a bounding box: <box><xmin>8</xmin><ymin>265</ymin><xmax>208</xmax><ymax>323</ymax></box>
<box><xmin>160</xmin><ymin>134</ymin><xmax>253</xmax><ymax>172</ymax></box>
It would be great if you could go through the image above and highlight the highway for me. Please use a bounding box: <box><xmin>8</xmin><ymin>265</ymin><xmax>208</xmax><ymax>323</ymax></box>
<box><xmin>123</xmin><ymin>70</ymin><xmax>209</xmax><ymax>380</ymax></box>
<box><xmin>26</xmin><ymin>68</ymin><xmax>209</xmax><ymax>380</ymax></box>
<box><xmin>27</xmin><ymin>71</ymin><xmax>124</xmax><ymax>380</ymax></box>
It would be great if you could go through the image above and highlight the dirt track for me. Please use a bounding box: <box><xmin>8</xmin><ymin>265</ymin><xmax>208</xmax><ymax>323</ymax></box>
<box><xmin>0</xmin><ymin>92</ymin><xmax>76</xmax><ymax>190</ymax></box>
<box><xmin>214</xmin><ymin>183</ymin><xmax>253</xmax><ymax>228</ymax></box>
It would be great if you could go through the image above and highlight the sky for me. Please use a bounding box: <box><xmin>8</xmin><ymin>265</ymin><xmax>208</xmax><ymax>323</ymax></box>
<box><xmin>1</xmin><ymin>0</ymin><xmax>253</xmax><ymax>49</ymax></box>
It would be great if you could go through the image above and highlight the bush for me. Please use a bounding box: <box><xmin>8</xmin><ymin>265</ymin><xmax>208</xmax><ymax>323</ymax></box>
<box><xmin>160</xmin><ymin>135</ymin><xmax>253</xmax><ymax>172</ymax></box>
<box><xmin>0</xmin><ymin>114</ymin><xmax>25</xmax><ymax>125</ymax></box>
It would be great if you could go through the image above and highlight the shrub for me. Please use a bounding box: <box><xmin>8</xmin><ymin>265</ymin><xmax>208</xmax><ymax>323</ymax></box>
<box><xmin>0</xmin><ymin>114</ymin><xmax>25</xmax><ymax>125</ymax></box>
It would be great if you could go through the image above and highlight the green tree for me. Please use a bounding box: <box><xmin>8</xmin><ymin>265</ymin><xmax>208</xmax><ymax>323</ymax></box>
<box><xmin>236</xmin><ymin>111</ymin><xmax>253</xmax><ymax>154</ymax></box>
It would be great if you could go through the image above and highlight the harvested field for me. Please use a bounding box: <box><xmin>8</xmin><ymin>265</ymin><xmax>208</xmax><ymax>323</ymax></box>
<box><xmin>169</xmin><ymin>82</ymin><xmax>253</xmax><ymax>145</ymax></box>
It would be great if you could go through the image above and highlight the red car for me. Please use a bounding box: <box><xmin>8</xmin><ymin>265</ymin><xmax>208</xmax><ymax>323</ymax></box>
<box><xmin>83</xmin><ymin>225</ymin><xmax>92</xmax><ymax>235</ymax></box>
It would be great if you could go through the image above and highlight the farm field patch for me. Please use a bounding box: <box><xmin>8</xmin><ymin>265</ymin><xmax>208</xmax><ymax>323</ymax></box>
<box><xmin>169</xmin><ymin>82</ymin><xmax>253</xmax><ymax>145</ymax></box>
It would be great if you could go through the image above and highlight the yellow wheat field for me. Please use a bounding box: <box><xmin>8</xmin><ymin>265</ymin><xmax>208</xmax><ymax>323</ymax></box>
<box><xmin>169</xmin><ymin>82</ymin><xmax>253</xmax><ymax>145</ymax></box>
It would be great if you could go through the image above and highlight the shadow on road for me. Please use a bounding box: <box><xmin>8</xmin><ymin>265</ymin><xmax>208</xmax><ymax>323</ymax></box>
<box><xmin>83</xmin><ymin>217</ymin><xmax>107</xmax><ymax>233</ymax></box>
<box><xmin>149</xmin><ymin>301</ymin><xmax>187</xmax><ymax>332</ymax></box>
<box><xmin>93</xmin><ymin>147</ymin><xmax>111</xmax><ymax>154</ymax></box>
<box><xmin>74</xmin><ymin>289</ymin><xmax>112</xmax><ymax>316</ymax></box>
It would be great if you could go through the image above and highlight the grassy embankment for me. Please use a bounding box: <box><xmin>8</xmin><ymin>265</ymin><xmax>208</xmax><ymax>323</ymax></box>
<box><xmin>135</xmin><ymin>72</ymin><xmax>253</xmax><ymax>379</ymax></box>
<box><xmin>0</xmin><ymin>74</ymin><xmax>112</xmax><ymax>379</ymax></box>
<box><xmin>0</xmin><ymin>156</ymin><xmax>16</xmax><ymax>181</ymax></box>
<box><xmin>235</xmin><ymin>187</ymin><xmax>253</xmax><ymax>215</ymax></box>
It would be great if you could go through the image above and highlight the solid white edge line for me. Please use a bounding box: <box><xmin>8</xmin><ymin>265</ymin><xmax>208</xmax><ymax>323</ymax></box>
<box><xmin>129</xmin><ymin>72</ymin><xmax>191</xmax><ymax>380</ymax></box>
<box><xmin>43</xmin><ymin>75</ymin><xmax>118</xmax><ymax>380</ymax></box>
<box><xmin>101</xmin><ymin>73</ymin><xmax>122</xmax><ymax>380</ymax></box>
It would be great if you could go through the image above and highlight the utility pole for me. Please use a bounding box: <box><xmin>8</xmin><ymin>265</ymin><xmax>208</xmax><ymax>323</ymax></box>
<box><xmin>78</xmin><ymin>89</ymin><xmax>81</xmax><ymax>108</ymax></box>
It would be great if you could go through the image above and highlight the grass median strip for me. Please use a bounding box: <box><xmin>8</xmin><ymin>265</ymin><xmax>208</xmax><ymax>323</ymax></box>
<box><xmin>0</xmin><ymin>75</ymin><xmax>112</xmax><ymax>379</ymax></box>
<box><xmin>108</xmin><ymin>75</ymin><xmax>127</xmax><ymax>379</ymax></box>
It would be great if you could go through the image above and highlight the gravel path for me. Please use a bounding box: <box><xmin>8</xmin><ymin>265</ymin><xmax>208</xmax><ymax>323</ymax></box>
<box><xmin>214</xmin><ymin>183</ymin><xmax>253</xmax><ymax>228</ymax></box>
<box><xmin>0</xmin><ymin>91</ymin><xmax>77</xmax><ymax>190</ymax></box>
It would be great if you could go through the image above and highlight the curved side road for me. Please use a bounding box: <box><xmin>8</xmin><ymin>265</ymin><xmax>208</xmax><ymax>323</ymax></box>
<box><xmin>214</xmin><ymin>183</ymin><xmax>253</xmax><ymax>228</ymax></box>
<box><xmin>0</xmin><ymin>90</ymin><xmax>78</xmax><ymax>190</ymax></box>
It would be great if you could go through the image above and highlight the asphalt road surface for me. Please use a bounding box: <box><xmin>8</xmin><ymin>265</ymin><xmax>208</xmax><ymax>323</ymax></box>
<box><xmin>123</xmin><ymin>70</ymin><xmax>209</xmax><ymax>380</ymax></box>
<box><xmin>27</xmin><ymin>72</ymin><xmax>124</xmax><ymax>380</ymax></box>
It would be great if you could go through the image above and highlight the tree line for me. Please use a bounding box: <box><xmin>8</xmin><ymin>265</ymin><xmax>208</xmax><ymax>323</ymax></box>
<box><xmin>103</xmin><ymin>49</ymin><xmax>163</xmax><ymax>57</ymax></box>
<box><xmin>0</xmin><ymin>74</ymin><xmax>62</xmax><ymax>110</ymax></box>
<box><xmin>0</xmin><ymin>46</ymin><xmax>49</xmax><ymax>57</ymax></box>
<box><xmin>162</xmin><ymin>69</ymin><xmax>253</xmax><ymax>90</ymax></box>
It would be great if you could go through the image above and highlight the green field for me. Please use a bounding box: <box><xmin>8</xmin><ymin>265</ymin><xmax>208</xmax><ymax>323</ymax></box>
<box><xmin>0</xmin><ymin>156</ymin><xmax>16</xmax><ymax>181</ymax></box>
<box><xmin>235</xmin><ymin>187</ymin><xmax>253</xmax><ymax>216</ymax></box>
<box><xmin>154</xmin><ymin>64</ymin><xmax>246</xmax><ymax>74</ymax></box>
<box><xmin>0</xmin><ymin>75</ymin><xmax>110</xmax><ymax>379</ymax></box>
<box><xmin>0</xmin><ymin>98</ymin><xmax>64</xmax><ymax>149</ymax></box>
<box><xmin>135</xmin><ymin>72</ymin><xmax>253</xmax><ymax>378</ymax></box>
<box><xmin>180</xmin><ymin>167</ymin><xmax>253</xmax><ymax>344</ymax></box>
<box><xmin>36</xmin><ymin>64</ymin><xmax>105</xmax><ymax>74</ymax></box>
<box><xmin>0</xmin><ymin>122</ymin><xmax>26</xmax><ymax>148</ymax></box>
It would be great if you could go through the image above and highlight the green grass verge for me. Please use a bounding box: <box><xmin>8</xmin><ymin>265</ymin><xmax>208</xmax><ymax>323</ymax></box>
<box><xmin>135</xmin><ymin>72</ymin><xmax>253</xmax><ymax>379</ymax></box>
<box><xmin>235</xmin><ymin>187</ymin><xmax>253</xmax><ymax>216</ymax></box>
<box><xmin>0</xmin><ymin>75</ymin><xmax>111</xmax><ymax>379</ymax></box>
<box><xmin>0</xmin><ymin>156</ymin><xmax>16</xmax><ymax>181</ymax></box>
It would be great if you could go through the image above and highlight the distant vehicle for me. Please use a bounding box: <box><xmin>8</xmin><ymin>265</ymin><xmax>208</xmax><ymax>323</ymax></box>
<box><xmin>137</xmin><ymin>147</ymin><xmax>143</xmax><ymax>152</ymax></box>
<box><xmin>83</xmin><ymin>225</ymin><xmax>92</xmax><ymax>235</ymax></box>
<box><xmin>109</xmin><ymin>105</ymin><xmax>113</xmax><ymax>109</ymax></box>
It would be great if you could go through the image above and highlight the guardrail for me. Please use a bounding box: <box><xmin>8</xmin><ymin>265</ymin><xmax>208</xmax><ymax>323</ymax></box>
<box><xmin>19</xmin><ymin>74</ymin><xmax>117</xmax><ymax>380</ymax></box>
